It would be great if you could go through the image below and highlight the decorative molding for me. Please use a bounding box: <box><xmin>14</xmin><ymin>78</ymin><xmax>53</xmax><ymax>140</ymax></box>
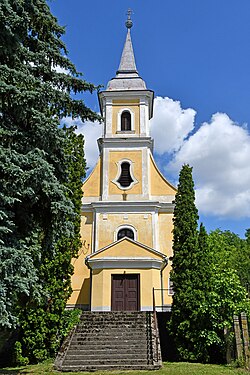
<box><xmin>82</xmin><ymin>201</ymin><xmax>175</xmax><ymax>214</ymax></box>
<box><xmin>117</xmin><ymin>107</ymin><xmax>135</xmax><ymax>132</ymax></box>
<box><xmin>114</xmin><ymin>224</ymin><xmax>137</xmax><ymax>242</ymax></box>
<box><xmin>97</xmin><ymin>137</ymin><xmax>154</xmax><ymax>152</ymax></box>
<box><xmin>98</xmin><ymin>90</ymin><xmax>154</xmax><ymax>120</ymax></box>
<box><xmin>87</xmin><ymin>257</ymin><xmax>164</xmax><ymax>270</ymax></box>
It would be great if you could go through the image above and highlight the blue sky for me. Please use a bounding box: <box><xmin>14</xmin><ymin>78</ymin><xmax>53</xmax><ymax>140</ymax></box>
<box><xmin>48</xmin><ymin>1</ymin><xmax>250</xmax><ymax>238</ymax></box>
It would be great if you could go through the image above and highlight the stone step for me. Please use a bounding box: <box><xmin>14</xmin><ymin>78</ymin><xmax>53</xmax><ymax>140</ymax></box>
<box><xmin>67</xmin><ymin>344</ymin><xmax>148</xmax><ymax>355</ymax></box>
<box><xmin>80</xmin><ymin>317</ymin><xmax>147</xmax><ymax>322</ymax></box>
<box><xmin>78</xmin><ymin>323</ymin><xmax>147</xmax><ymax>329</ymax></box>
<box><xmin>68</xmin><ymin>343</ymin><xmax>148</xmax><ymax>351</ymax></box>
<box><xmin>54</xmin><ymin>311</ymin><xmax>162</xmax><ymax>372</ymax></box>
<box><xmin>63</xmin><ymin>358</ymin><xmax>149</xmax><ymax>366</ymax></box>
<box><xmin>65</xmin><ymin>353</ymin><xmax>148</xmax><ymax>360</ymax></box>
<box><xmin>60</xmin><ymin>364</ymin><xmax>160</xmax><ymax>371</ymax></box>
<box><xmin>70</xmin><ymin>337</ymin><xmax>147</xmax><ymax>345</ymax></box>
<box><xmin>72</xmin><ymin>334</ymin><xmax>147</xmax><ymax>341</ymax></box>
<box><xmin>75</xmin><ymin>329</ymin><xmax>147</xmax><ymax>335</ymax></box>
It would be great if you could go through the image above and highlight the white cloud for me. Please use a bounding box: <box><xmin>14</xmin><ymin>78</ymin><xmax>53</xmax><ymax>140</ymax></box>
<box><xmin>167</xmin><ymin>113</ymin><xmax>250</xmax><ymax>218</ymax></box>
<box><xmin>149</xmin><ymin>97</ymin><xmax>196</xmax><ymax>154</ymax></box>
<box><xmin>61</xmin><ymin>98</ymin><xmax>250</xmax><ymax>219</ymax></box>
<box><xmin>61</xmin><ymin>117</ymin><xmax>102</xmax><ymax>170</ymax></box>
<box><xmin>53</xmin><ymin>65</ymin><xmax>70</xmax><ymax>75</ymax></box>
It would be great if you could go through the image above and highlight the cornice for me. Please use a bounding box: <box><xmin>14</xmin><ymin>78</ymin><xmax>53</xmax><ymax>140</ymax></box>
<box><xmin>81</xmin><ymin>201</ymin><xmax>174</xmax><ymax>213</ymax></box>
<box><xmin>97</xmin><ymin>137</ymin><xmax>154</xmax><ymax>152</ymax></box>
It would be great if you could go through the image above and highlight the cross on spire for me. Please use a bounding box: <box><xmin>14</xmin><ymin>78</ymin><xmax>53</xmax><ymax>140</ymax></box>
<box><xmin>125</xmin><ymin>8</ymin><xmax>133</xmax><ymax>29</ymax></box>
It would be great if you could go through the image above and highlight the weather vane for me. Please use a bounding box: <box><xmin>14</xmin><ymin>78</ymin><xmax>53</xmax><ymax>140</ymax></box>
<box><xmin>125</xmin><ymin>8</ymin><xmax>133</xmax><ymax>29</ymax></box>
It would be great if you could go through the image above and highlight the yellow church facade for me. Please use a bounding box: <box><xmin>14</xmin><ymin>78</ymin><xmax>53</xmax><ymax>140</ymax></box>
<box><xmin>67</xmin><ymin>17</ymin><xmax>176</xmax><ymax>312</ymax></box>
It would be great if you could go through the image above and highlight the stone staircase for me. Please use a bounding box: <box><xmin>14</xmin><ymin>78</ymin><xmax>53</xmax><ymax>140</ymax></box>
<box><xmin>54</xmin><ymin>311</ymin><xmax>162</xmax><ymax>372</ymax></box>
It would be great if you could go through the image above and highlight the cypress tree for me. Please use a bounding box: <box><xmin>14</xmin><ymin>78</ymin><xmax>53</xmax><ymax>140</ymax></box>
<box><xmin>169</xmin><ymin>165</ymin><xmax>211</xmax><ymax>362</ymax></box>
<box><xmin>0</xmin><ymin>0</ymin><xmax>100</xmax><ymax>363</ymax></box>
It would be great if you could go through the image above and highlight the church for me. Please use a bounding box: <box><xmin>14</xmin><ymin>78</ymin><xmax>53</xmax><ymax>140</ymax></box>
<box><xmin>67</xmin><ymin>12</ymin><xmax>176</xmax><ymax>313</ymax></box>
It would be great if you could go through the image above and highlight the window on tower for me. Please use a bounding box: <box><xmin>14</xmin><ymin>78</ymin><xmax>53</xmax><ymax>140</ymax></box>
<box><xmin>117</xmin><ymin>162</ymin><xmax>133</xmax><ymax>187</ymax></box>
<box><xmin>121</xmin><ymin>111</ymin><xmax>131</xmax><ymax>131</ymax></box>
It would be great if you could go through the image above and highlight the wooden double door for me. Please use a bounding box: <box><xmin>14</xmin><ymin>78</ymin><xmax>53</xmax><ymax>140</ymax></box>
<box><xmin>111</xmin><ymin>274</ymin><xmax>140</xmax><ymax>311</ymax></box>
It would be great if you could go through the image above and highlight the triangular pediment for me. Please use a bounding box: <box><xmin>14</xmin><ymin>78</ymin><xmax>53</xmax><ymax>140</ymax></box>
<box><xmin>85</xmin><ymin>238</ymin><xmax>167</xmax><ymax>270</ymax></box>
<box><xmin>88</xmin><ymin>237</ymin><xmax>166</xmax><ymax>260</ymax></box>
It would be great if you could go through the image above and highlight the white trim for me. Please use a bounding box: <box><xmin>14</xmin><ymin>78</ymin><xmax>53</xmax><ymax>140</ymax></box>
<box><xmin>105</xmin><ymin>99</ymin><xmax>113</xmax><ymax>137</ymax></box>
<box><xmin>142</xmin><ymin>148</ymin><xmax>149</xmax><ymax>198</ymax></box>
<box><xmin>91</xmin><ymin>210</ymin><xmax>96</xmax><ymax>253</ymax></box>
<box><xmin>87</xmin><ymin>257</ymin><xmax>164</xmax><ymax>270</ymax></box>
<box><xmin>94</xmin><ymin>212</ymin><xmax>99</xmax><ymax>252</ymax></box>
<box><xmin>98</xmin><ymin>90</ymin><xmax>154</xmax><ymax>120</ymax></box>
<box><xmin>117</xmin><ymin>108</ymin><xmax>135</xmax><ymax>132</ymax></box>
<box><xmin>82</xmin><ymin>201</ymin><xmax>174</xmax><ymax>214</ymax></box>
<box><xmin>91</xmin><ymin>306</ymin><xmax>111</xmax><ymax>312</ymax></box>
<box><xmin>102</xmin><ymin>147</ymin><xmax>109</xmax><ymax>200</ymax></box>
<box><xmin>168</xmin><ymin>277</ymin><xmax>174</xmax><ymax>295</ymax></box>
<box><xmin>152</xmin><ymin>211</ymin><xmax>159</xmax><ymax>251</ymax></box>
<box><xmin>141</xmin><ymin>306</ymin><xmax>153</xmax><ymax>311</ymax></box>
<box><xmin>114</xmin><ymin>224</ymin><xmax>137</xmax><ymax>242</ymax></box>
<box><xmin>98</xmin><ymin>137</ymin><xmax>153</xmax><ymax>152</ymax></box>
<box><xmin>112</xmin><ymin>158</ymin><xmax>138</xmax><ymax>191</ymax></box>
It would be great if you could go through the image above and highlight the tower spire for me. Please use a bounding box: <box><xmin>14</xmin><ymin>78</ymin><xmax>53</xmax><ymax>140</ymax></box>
<box><xmin>117</xmin><ymin>9</ymin><xmax>137</xmax><ymax>74</ymax></box>
<box><xmin>107</xmin><ymin>9</ymin><xmax>147</xmax><ymax>91</ymax></box>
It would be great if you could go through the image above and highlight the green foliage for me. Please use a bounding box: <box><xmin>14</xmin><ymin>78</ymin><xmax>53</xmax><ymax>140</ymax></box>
<box><xmin>169</xmin><ymin>165</ymin><xmax>248</xmax><ymax>363</ymax></box>
<box><xmin>0</xmin><ymin>0</ymin><xmax>100</xmax><ymax>363</ymax></box>
<box><xmin>208</xmin><ymin>229</ymin><xmax>250</xmax><ymax>296</ymax></box>
<box><xmin>170</xmin><ymin>165</ymin><xmax>209</xmax><ymax>362</ymax></box>
<box><xmin>59</xmin><ymin>308</ymin><xmax>81</xmax><ymax>340</ymax></box>
<box><xmin>13</xmin><ymin>341</ymin><xmax>29</xmax><ymax>366</ymax></box>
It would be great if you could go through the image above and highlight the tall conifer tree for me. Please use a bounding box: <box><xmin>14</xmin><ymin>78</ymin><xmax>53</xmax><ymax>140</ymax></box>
<box><xmin>170</xmin><ymin>165</ymin><xmax>211</xmax><ymax>362</ymax></box>
<box><xmin>0</xmin><ymin>0</ymin><xmax>100</xmax><ymax>363</ymax></box>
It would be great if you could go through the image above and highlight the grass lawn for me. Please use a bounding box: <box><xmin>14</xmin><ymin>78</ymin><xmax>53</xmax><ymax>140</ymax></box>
<box><xmin>0</xmin><ymin>360</ymin><xmax>248</xmax><ymax>375</ymax></box>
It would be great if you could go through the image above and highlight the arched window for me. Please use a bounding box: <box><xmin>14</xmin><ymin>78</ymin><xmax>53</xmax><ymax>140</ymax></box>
<box><xmin>117</xmin><ymin>162</ymin><xmax>133</xmax><ymax>188</ymax></box>
<box><xmin>121</xmin><ymin>111</ymin><xmax>131</xmax><ymax>131</ymax></box>
<box><xmin>117</xmin><ymin>228</ymin><xmax>134</xmax><ymax>241</ymax></box>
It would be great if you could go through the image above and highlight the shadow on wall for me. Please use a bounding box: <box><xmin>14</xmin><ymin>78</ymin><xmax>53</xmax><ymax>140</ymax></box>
<box><xmin>76</xmin><ymin>278</ymin><xmax>90</xmax><ymax>309</ymax></box>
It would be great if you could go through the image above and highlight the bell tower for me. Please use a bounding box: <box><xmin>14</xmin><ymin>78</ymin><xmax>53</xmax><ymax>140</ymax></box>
<box><xmin>98</xmin><ymin>13</ymin><xmax>154</xmax><ymax>201</ymax></box>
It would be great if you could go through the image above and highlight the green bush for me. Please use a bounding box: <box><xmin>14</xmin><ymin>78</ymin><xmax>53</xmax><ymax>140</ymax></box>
<box><xmin>13</xmin><ymin>341</ymin><xmax>29</xmax><ymax>366</ymax></box>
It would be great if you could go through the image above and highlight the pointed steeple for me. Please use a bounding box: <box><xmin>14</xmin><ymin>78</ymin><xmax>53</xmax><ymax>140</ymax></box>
<box><xmin>117</xmin><ymin>28</ymin><xmax>138</xmax><ymax>74</ymax></box>
<box><xmin>107</xmin><ymin>10</ymin><xmax>147</xmax><ymax>91</ymax></box>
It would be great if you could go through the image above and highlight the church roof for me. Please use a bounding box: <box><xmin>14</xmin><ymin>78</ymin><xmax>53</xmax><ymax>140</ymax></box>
<box><xmin>107</xmin><ymin>12</ymin><xmax>147</xmax><ymax>91</ymax></box>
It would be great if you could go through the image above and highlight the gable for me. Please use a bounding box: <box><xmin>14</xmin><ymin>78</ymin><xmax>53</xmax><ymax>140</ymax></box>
<box><xmin>88</xmin><ymin>238</ymin><xmax>165</xmax><ymax>261</ymax></box>
<box><xmin>82</xmin><ymin>158</ymin><xmax>101</xmax><ymax>198</ymax></box>
<box><xmin>150</xmin><ymin>154</ymin><xmax>177</xmax><ymax>196</ymax></box>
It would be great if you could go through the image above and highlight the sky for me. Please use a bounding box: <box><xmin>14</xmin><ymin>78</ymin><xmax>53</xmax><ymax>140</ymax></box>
<box><xmin>48</xmin><ymin>0</ymin><xmax>250</xmax><ymax>238</ymax></box>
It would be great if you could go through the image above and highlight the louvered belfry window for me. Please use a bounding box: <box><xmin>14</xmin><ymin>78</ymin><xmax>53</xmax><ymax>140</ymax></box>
<box><xmin>118</xmin><ymin>162</ymin><xmax>133</xmax><ymax>188</ymax></box>
<box><xmin>121</xmin><ymin>111</ymin><xmax>131</xmax><ymax>131</ymax></box>
<box><xmin>117</xmin><ymin>228</ymin><xmax>134</xmax><ymax>240</ymax></box>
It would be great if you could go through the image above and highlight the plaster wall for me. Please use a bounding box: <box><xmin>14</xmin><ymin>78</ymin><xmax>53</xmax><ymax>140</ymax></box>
<box><xmin>109</xmin><ymin>150</ymin><xmax>142</xmax><ymax>195</ymax></box>
<box><xmin>68</xmin><ymin>212</ymin><xmax>93</xmax><ymax>307</ymax></box>
<box><xmin>97</xmin><ymin>213</ymin><xmax>153</xmax><ymax>250</ymax></box>
<box><xmin>150</xmin><ymin>155</ymin><xmax>176</xmax><ymax>196</ymax></box>
<box><xmin>158</xmin><ymin>213</ymin><xmax>174</xmax><ymax>257</ymax></box>
<box><xmin>112</xmin><ymin>99</ymin><xmax>140</xmax><ymax>135</ymax></box>
<box><xmin>82</xmin><ymin>158</ymin><xmax>101</xmax><ymax>198</ymax></box>
<box><xmin>91</xmin><ymin>268</ymin><xmax>162</xmax><ymax>311</ymax></box>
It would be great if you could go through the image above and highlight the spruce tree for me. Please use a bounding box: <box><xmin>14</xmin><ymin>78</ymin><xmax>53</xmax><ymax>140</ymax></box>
<box><xmin>169</xmin><ymin>165</ymin><xmax>211</xmax><ymax>362</ymax></box>
<box><xmin>0</xmin><ymin>0</ymin><xmax>100</xmax><ymax>363</ymax></box>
